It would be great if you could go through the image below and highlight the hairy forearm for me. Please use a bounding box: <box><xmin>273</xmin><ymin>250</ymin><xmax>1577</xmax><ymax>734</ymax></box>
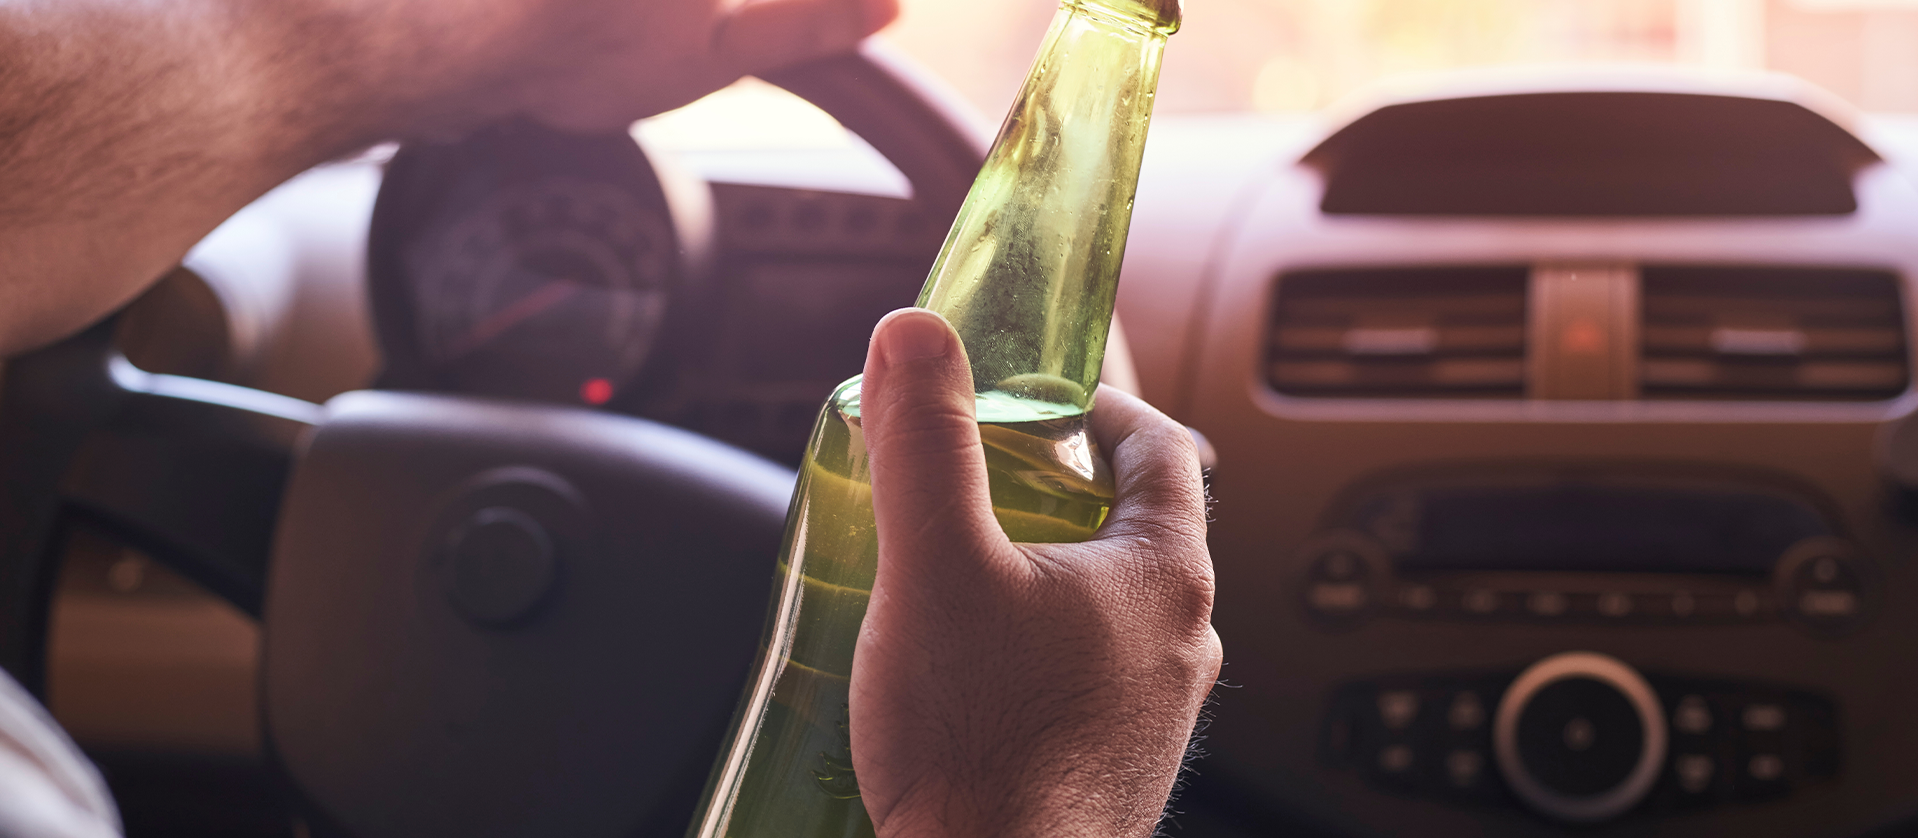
<box><xmin>0</xmin><ymin>0</ymin><xmax>892</xmax><ymax>355</ymax></box>
<box><xmin>0</xmin><ymin>0</ymin><xmax>496</xmax><ymax>353</ymax></box>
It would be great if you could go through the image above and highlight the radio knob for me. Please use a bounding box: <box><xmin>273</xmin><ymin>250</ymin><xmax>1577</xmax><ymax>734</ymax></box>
<box><xmin>1775</xmin><ymin>541</ymin><xmax>1872</xmax><ymax>635</ymax></box>
<box><xmin>1295</xmin><ymin>532</ymin><xmax>1390</xmax><ymax>626</ymax></box>
<box><xmin>1493</xmin><ymin>652</ymin><xmax>1666</xmax><ymax>823</ymax></box>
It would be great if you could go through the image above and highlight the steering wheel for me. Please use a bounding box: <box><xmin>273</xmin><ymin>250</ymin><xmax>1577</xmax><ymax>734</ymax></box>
<box><xmin>0</xmin><ymin>42</ymin><xmax>984</xmax><ymax>838</ymax></box>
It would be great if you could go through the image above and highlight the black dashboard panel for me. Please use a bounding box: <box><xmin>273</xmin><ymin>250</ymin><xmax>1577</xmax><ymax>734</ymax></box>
<box><xmin>1303</xmin><ymin>92</ymin><xmax>1880</xmax><ymax>216</ymax></box>
<box><xmin>647</xmin><ymin>182</ymin><xmax>944</xmax><ymax>462</ymax></box>
<box><xmin>1340</xmin><ymin>471</ymin><xmax>1833</xmax><ymax>576</ymax></box>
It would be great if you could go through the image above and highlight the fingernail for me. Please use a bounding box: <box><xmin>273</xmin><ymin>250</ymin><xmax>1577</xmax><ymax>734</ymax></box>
<box><xmin>876</xmin><ymin>309</ymin><xmax>952</xmax><ymax>364</ymax></box>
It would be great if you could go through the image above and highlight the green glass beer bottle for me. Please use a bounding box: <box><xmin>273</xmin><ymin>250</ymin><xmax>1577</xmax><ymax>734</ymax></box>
<box><xmin>688</xmin><ymin>1</ymin><xmax>1181</xmax><ymax>835</ymax></box>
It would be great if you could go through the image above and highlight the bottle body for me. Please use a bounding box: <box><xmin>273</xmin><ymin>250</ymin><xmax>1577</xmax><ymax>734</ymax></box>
<box><xmin>920</xmin><ymin>0</ymin><xmax>1179</xmax><ymax>415</ymax></box>
<box><xmin>694</xmin><ymin>379</ymin><xmax>1114</xmax><ymax>838</ymax></box>
<box><xmin>688</xmin><ymin>1</ymin><xmax>1177</xmax><ymax>834</ymax></box>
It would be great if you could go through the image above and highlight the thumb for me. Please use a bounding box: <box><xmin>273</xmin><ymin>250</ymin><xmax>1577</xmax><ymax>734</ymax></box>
<box><xmin>860</xmin><ymin>309</ymin><xmax>1007</xmax><ymax>570</ymax></box>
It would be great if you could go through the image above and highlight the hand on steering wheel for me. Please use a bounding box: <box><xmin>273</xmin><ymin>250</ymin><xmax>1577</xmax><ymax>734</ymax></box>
<box><xmin>383</xmin><ymin>0</ymin><xmax>900</xmax><ymax>135</ymax></box>
<box><xmin>853</xmin><ymin>309</ymin><xmax>1223</xmax><ymax>838</ymax></box>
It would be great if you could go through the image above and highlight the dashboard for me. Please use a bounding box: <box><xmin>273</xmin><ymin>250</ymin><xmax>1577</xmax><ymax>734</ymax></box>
<box><xmin>36</xmin><ymin>58</ymin><xmax>1918</xmax><ymax>838</ymax></box>
<box><xmin>1120</xmin><ymin>71</ymin><xmax>1918</xmax><ymax>837</ymax></box>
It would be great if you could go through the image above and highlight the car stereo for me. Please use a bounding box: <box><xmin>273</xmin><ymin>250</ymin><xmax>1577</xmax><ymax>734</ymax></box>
<box><xmin>1296</xmin><ymin>468</ymin><xmax>1875</xmax><ymax>637</ymax></box>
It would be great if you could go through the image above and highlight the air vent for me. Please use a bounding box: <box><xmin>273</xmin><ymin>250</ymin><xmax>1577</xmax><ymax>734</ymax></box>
<box><xmin>1640</xmin><ymin>266</ymin><xmax>1909</xmax><ymax>401</ymax></box>
<box><xmin>1269</xmin><ymin>267</ymin><xmax>1530</xmax><ymax>397</ymax></box>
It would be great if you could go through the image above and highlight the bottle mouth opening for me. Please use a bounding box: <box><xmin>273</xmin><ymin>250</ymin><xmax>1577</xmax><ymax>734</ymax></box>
<box><xmin>1068</xmin><ymin>0</ymin><xmax>1182</xmax><ymax>36</ymax></box>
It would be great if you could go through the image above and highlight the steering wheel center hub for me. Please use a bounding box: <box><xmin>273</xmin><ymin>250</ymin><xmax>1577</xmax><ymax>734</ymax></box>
<box><xmin>444</xmin><ymin>506</ymin><xmax>558</xmax><ymax>627</ymax></box>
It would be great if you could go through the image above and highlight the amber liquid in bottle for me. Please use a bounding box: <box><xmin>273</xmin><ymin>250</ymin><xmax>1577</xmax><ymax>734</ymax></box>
<box><xmin>688</xmin><ymin>2</ymin><xmax>1180</xmax><ymax>835</ymax></box>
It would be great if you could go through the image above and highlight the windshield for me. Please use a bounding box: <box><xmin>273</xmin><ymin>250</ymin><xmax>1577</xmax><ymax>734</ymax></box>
<box><xmin>882</xmin><ymin>0</ymin><xmax>1918</xmax><ymax>116</ymax></box>
<box><xmin>636</xmin><ymin>0</ymin><xmax>1918</xmax><ymax>196</ymax></box>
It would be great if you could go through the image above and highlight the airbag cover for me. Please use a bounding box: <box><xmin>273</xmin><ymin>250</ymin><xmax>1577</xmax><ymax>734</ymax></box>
<box><xmin>263</xmin><ymin>391</ymin><xmax>796</xmax><ymax>838</ymax></box>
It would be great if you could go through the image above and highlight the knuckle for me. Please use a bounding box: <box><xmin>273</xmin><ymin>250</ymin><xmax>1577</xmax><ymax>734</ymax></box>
<box><xmin>882</xmin><ymin>419</ymin><xmax>977</xmax><ymax>456</ymax></box>
<box><xmin>1140</xmin><ymin>415</ymin><xmax>1201</xmax><ymax>460</ymax></box>
<box><xmin>1104</xmin><ymin>512</ymin><xmax>1208</xmax><ymax>559</ymax></box>
<box><xmin>870</xmin><ymin>403</ymin><xmax>979</xmax><ymax>456</ymax></box>
<box><xmin>1110</xmin><ymin>439</ymin><xmax>1204</xmax><ymax>508</ymax></box>
<box><xmin>1203</xmin><ymin>627</ymin><xmax>1225</xmax><ymax>676</ymax></box>
<box><xmin>1154</xmin><ymin>557</ymin><xmax>1217</xmax><ymax>636</ymax></box>
<box><xmin>1119</xmin><ymin>405</ymin><xmax>1196</xmax><ymax>456</ymax></box>
<box><xmin>1137</xmin><ymin>620</ymin><xmax>1221</xmax><ymax>698</ymax></box>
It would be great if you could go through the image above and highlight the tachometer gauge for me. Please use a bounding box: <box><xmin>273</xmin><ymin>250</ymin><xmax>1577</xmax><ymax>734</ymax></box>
<box><xmin>367</xmin><ymin>121</ymin><xmax>702</xmax><ymax>408</ymax></box>
<box><xmin>409</xmin><ymin>178</ymin><xmax>671</xmax><ymax>404</ymax></box>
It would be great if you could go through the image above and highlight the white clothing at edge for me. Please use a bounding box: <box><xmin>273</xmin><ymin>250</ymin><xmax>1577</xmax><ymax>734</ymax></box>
<box><xmin>0</xmin><ymin>669</ymin><xmax>120</xmax><ymax>838</ymax></box>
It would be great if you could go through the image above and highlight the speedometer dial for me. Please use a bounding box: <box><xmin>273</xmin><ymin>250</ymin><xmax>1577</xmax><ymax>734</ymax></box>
<box><xmin>368</xmin><ymin>121</ymin><xmax>699</xmax><ymax>409</ymax></box>
<box><xmin>408</xmin><ymin>177</ymin><xmax>673</xmax><ymax>405</ymax></box>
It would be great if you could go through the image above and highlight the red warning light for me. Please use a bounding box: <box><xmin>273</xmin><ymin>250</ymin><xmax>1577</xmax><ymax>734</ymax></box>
<box><xmin>580</xmin><ymin>377</ymin><xmax>615</xmax><ymax>406</ymax></box>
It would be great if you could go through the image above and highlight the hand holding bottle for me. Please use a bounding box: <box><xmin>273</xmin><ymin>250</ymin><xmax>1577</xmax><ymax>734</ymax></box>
<box><xmin>852</xmin><ymin>308</ymin><xmax>1224</xmax><ymax>838</ymax></box>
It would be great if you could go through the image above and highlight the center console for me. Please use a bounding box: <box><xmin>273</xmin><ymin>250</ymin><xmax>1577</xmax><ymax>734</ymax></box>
<box><xmin>1116</xmin><ymin>72</ymin><xmax>1918</xmax><ymax>837</ymax></box>
<box><xmin>1322</xmin><ymin>652</ymin><xmax>1841</xmax><ymax>824</ymax></box>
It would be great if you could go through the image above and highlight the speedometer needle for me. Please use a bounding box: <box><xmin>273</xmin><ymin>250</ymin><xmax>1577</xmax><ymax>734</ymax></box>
<box><xmin>441</xmin><ymin>281</ymin><xmax>582</xmax><ymax>362</ymax></box>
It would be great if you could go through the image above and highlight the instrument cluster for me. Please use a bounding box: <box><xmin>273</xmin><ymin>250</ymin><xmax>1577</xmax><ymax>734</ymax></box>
<box><xmin>367</xmin><ymin>119</ymin><xmax>946</xmax><ymax>464</ymax></box>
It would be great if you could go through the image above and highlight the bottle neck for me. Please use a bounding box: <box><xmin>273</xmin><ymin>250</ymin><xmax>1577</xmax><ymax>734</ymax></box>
<box><xmin>915</xmin><ymin>0</ymin><xmax>1173</xmax><ymax>419</ymax></box>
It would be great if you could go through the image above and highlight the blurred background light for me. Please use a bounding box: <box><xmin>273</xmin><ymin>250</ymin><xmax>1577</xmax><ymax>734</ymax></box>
<box><xmin>877</xmin><ymin>0</ymin><xmax>1918</xmax><ymax>115</ymax></box>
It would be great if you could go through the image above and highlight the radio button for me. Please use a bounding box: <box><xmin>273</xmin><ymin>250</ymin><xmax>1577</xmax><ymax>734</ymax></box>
<box><xmin>1397</xmin><ymin>583</ymin><xmax>1437</xmax><ymax>613</ymax></box>
<box><xmin>1368</xmin><ymin>739</ymin><xmax>1419</xmax><ymax>792</ymax></box>
<box><xmin>1596</xmin><ymin>592</ymin><xmax>1633</xmax><ymax>618</ymax></box>
<box><xmin>1461</xmin><ymin>588</ymin><xmax>1501</xmax><ymax>615</ymax></box>
<box><xmin>1672</xmin><ymin>695</ymin><xmax>1713</xmax><ymax>736</ymax></box>
<box><xmin>1527</xmin><ymin>591</ymin><xmax>1569</xmax><ymax>617</ymax></box>
<box><xmin>1308</xmin><ymin>582</ymin><xmax>1368</xmax><ymax>615</ymax></box>
<box><xmin>1379</xmin><ymin>690</ymin><xmax>1420</xmax><ymax>731</ymax></box>
<box><xmin>1297</xmin><ymin>534</ymin><xmax>1392</xmax><ymax>625</ymax></box>
<box><xmin>1673</xmin><ymin>753</ymin><xmax>1716</xmax><ymax>795</ymax></box>
<box><xmin>1798</xmin><ymin>589</ymin><xmax>1858</xmax><ymax>618</ymax></box>
<box><xmin>1777</xmin><ymin>544</ymin><xmax>1872</xmax><ymax>635</ymax></box>
<box><xmin>1794</xmin><ymin>556</ymin><xmax>1860</xmax><ymax>613</ymax></box>
<box><xmin>1376</xmin><ymin>743</ymin><xmax>1417</xmax><ymax>787</ymax></box>
<box><xmin>1742</xmin><ymin>702</ymin><xmax>1787</xmax><ymax>733</ymax></box>
<box><xmin>1669</xmin><ymin>591</ymin><xmax>1696</xmax><ymax>618</ymax></box>
<box><xmin>1449</xmin><ymin>691</ymin><xmax>1486</xmax><ymax>731</ymax></box>
<box><xmin>1736</xmin><ymin>751</ymin><xmax>1790</xmax><ymax>799</ymax></box>
<box><xmin>1305</xmin><ymin>552</ymin><xmax>1371</xmax><ymax>619</ymax></box>
<box><xmin>1446</xmin><ymin>749</ymin><xmax>1486</xmax><ymax>790</ymax></box>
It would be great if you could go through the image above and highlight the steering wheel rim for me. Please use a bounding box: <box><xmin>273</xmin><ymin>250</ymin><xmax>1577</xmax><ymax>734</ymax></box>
<box><xmin>0</xmin><ymin>40</ymin><xmax>988</xmax><ymax>838</ymax></box>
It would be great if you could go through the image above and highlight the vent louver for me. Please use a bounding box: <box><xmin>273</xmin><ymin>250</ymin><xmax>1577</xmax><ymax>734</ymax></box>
<box><xmin>1640</xmin><ymin>266</ymin><xmax>1909</xmax><ymax>401</ymax></box>
<box><xmin>1268</xmin><ymin>267</ymin><xmax>1530</xmax><ymax>397</ymax></box>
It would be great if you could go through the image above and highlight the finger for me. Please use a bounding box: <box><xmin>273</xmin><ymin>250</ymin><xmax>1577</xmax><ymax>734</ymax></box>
<box><xmin>861</xmin><ymin>308</ymin><xmax>1009</xmax><ymax>571</ymax></box>
<box><xmin>1088</xmin><ymin>386</ymin><xmax>1208</xmax><ymax>551</ymax></box>
<box><xmin>716</xmin><ymin>0</ymin><xmax>899</xmax><ymax>76</ymax></box>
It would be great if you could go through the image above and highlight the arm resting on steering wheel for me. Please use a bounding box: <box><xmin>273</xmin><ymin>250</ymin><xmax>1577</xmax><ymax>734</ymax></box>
<box><xmin>0</xmin><ymin>0</ymin><xmax>893</xmax><ymax>356</ymax></box>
